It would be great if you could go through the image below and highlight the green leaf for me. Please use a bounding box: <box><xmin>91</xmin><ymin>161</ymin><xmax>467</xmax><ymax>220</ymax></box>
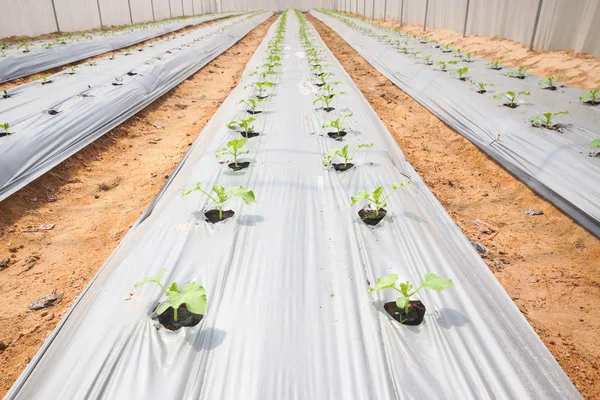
<box><xmin>350</xmin><ymin>190</ymin><xmax>371</xmax><ymax>206</ymax></box>
<box><xmin>135</xmin><ymin>268</ymin><xmax>167</xmax><ymax>288</ymax></box>
<box><xmin>590</xmin><ymin>138</ymin><xmax>600</xmax><ymax>149</ymax></box>
<box><xmin>182</xmin><ymin>183</ymin><xmax>202</xmax><ymax>196</ymax></box>
<box><xmin>168</xmin><ymin>282</ymin><xmax>180</xmax><ymax>293</ymax></box>
<box><xmin>372</xmin><ymin>186</ymin><xmax>384</xmax><ymax>202</ymax></box>
<box><xmin>420</xmin><ymin>273</ymin><xmax>455</xmax><ymax>292</ymax></box>
<box><xmin>229</xmin><ymin>186</ymin><xmax>256</xmax><ymax>204</ymax></box>
<box><xmin>229</xmin><ymin>138</ymin><xmax>248</xmax><ymax>150</ymax></box>
<box><xmin>368</xmin><ymin>273</ymin><xmax>398</xmax><ymax>293</ymax></box>
<box><xmin>156</xmin><ymin>301</ymin><xmax>171</xmax><ymax>315</ymax></box>
<box><xmin>179</xmin><ymin>282</ymin><xmax>207</xmax><ymax>314</ymax></box>
<box><xmin>212</xmin><ymin>184</ymin><xmax>227</xmax><ymax>203</ymax></box>
<box><xmin>398</xmin><ymin>281</ymin><xmax>412</xmax><ymax>296</ymax></box>
<box><xmin>392</xmin><ymin>182</ymin><xmax>410</xmax><ymax>190</ymax></box>
<box><xmin>395</xmin><ymin>296</ymin><xmax>408</xmax><ymax>309</ymax></box>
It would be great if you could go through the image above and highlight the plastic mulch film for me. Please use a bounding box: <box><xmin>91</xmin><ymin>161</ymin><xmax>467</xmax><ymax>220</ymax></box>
<box><xmin>0</xmin><ymin>12</ymin><xmax>272</xmax><ymax>203</ymax></box>
<box><xmin>311</xmin><ymin>10</ymin><xmax>600</xmax><ymax>238</ymax></box>
<box><xmin>6</xmin><ymin>11</ymin><xmax>581</xmax><ymax>400</ymax></box>
<box><xmin>0</xmin><ymin>13</ymin><xmax>241</xmax><ymax>84</ymax></box>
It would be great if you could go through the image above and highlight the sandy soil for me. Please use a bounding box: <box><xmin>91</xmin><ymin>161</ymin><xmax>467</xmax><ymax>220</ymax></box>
<box><xmin>309</xmin><ymin>14</ymin><xmax>600</xmax><ymax>399</ymax></box>
<box><xmin>0</xmin><ymin>15</ymin><xmax>235</xmax><ymax>91</ymax></box>
<box><xmin>344</xmin><ymin>14</ymin><xmax>600</xmax><ymax>91</ymax></box>
<box><xmin>0</xmin><ymin>15</ymin><xmax>276</xmax><ymax>397</ymax></box>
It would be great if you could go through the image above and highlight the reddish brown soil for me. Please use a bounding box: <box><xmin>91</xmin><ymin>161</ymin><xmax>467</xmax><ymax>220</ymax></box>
<box><xmin>309</xmin><ymin>14</ymin><xmax>600</xmax><ymax>399</ymax></box>
<box><xmin>0</xmin><ymin>15</ymin><xmax>276</xmax><ymax>396</ymax></box>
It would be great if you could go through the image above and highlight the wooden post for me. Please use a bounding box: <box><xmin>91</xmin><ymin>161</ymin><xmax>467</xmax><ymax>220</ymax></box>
<box><xmin>462</xmin><ymin>0</ymin><xmax>471</xmax><ymax>37</ymax></box>
<box><xmin>50</xmin><ymin>0</ymin><xmax>61</xmax><ymax>32</ymax></box>
<box><xmin>529</xmin><ymin>0</ymin><xmax>544</xmax><ymax>50</ymax></box>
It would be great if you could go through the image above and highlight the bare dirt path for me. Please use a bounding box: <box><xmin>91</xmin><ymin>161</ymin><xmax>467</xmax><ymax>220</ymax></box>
<box><xmin>0</xmin><ymin>15</ymin><xmax>276</xmax><ymax>396</ymax></box>
<box><xmin>309</xmin><ymin>14</ymin><xmax>600</xmax><ymax>399</ymax></box>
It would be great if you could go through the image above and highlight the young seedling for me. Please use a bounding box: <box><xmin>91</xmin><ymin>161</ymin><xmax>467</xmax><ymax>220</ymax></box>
<box><xmin>0</xmin><ymin>122</ymin><xmax>11</xmax><ymax>138</ymax></box>
<box><xmin>2</xmin><ymin>90</ymin><xmax>9</xmax><ymax>99</ymax></box>
<box><xmin>311</xmin><ymin>63</ymin><xmax>326</xmax><ymax>76</ymax></box>
<box><xmin>539</xmin><ymin>75</ymin><xmax>563</xmax><ymax>90</ymax></box>
<box><xmin>245</xmin><ymin>81</ymin><xmax>273</xmax><ymax>99</ymax></box>
<box><xmin>590</xmin><ymin>138</ymin><xmax>600</xmax><ymax>151</ymax></box>
<box><xmin>216</xmin><ymin>138</ymin><xmax>250</xmax><ymax>170</ymax></box>
<box><xmin>471</xmin><ymin>81</ymin><xmax>494</xmax><ymax>94</ymax></box>
<box><xmin>507</xmin><ymin>65</ymin><xmax>530</xmax><ymax>79</ymax></box>
<box><xmin>63</xmin><ymin>65</ymin><xmax>78</xmax><ymax>75</ymax></box>
<box><xmin>134</xmin><ymin>269</ymin><xmax>207</xmax><ymax>330</ymax></box>
<box><xmin>38</xmin><ymin>74</ymin><xmax>53</xmax><ymax>85</ymax></box>
<box><xmin>313</xmin><ymin>92</ymin><xmax>343</xmax><ymax>112</ymax></box>
<box><xmin>88</xmin><ymin>61</ymin><xmax>97</xmax><ymax>66</ymax></box>
<box><xmin>423</xmin><ymin>55</ymin><xmax>434</xmax><ymax>66</ymax></box>
<box><xmin>42</xmin><ymin>43</ymin><xmax>53</xmax><ymax>50</ymax></box>
<box><xmin>250</xmin><ymin>68</ymin><xmax>275</xmax><ymax>81</ymax></box>
<box><xmin>529</xmin><ymin>111</ymin><xmax>568</xmax><ymax>130</ymax></box>
<box><xmin>322</xmin><ymin>143</ymin><xmax>373</xmax><ymax>171</ymax></box>
<box><xmin>318</xmin><ymin>82</ymin><xmax>342</xmax><ymax>97</ymax></box>
<box><xmin>350</xmin><ymin>182</ymin><xmax>410</xmax><ymax>225</ymax></box>
<box><xmin>315</xmin><ymin>72</ymin><xmax>334</xmax><ymax>87</ymax></box>
<box><xmin>182</xmin><ymin>183</ymin><xmax>256</xmax><ymax>223</ymax></box>
<box><xmin>239</xmin><ymin>98</ymin><xmax>264</xmax><ymax>114</ymax></box>
<box><xmin>450</xmin><ymin>67</ymin><xmax>469</xmax><ymax>81</ymax></box>
<box><xmin>398</xmin><ymin>47</ymin><xmax>411</xmax><ymax>54</ymax></box>
<box><xmin>580</xmin><ymin>88</ymin><xmax>599</xmax><ymax>105</ymax></box>
<box><xmin>487</xmin><ymin>59</ymin><xmax>503</xmax><ymax>70</ymax></box>
<box><xmin>462</xmin><ymin>51</ymin><xmax>476</xmax><ymax>62</ymax></box>
<box><xmin>18</xmin><ymin>43</ymin><xmax>33</xmax><ymax>53</ymax></box>
<box><xmin>113</xmin><ymin>77</ymin><xmax>124</xmax><ymax>86</ymax></box>
<box><xmin>452</xmin><ymin>48</ymin><xmax>464</xmax><ymax>58</ymax></box>
<box><xmin>227</xmin><ymin>117</ymin><xmax>258</xmax><ymax>138</ymax></box>
<box><xmin>441</xmin><ymin>41</ymin><xmax>454</xmax><ymax>53</ymax></box>
<box><xmin>437</xmin><ymin>60</ymin><xmax>457</xmax><ymax>72</ymax></box>
<box><xmin>494</xmin><ymin>91</ymin><xmax>530</xmax><ymax>108</ymax></box>
<box><xmin>323</xmin><ymin>112</ymin><xmax>353</xmax><ymax>139</ymax></box>
<box><xmin>408</xmin><ymin>51</ymin><xmax>421</xmax><ymax>59</ymax></box>
<box><xmin>368</xmin><ymin>273</ymin><xmax>454</xmax><ymax>325</ymax></box>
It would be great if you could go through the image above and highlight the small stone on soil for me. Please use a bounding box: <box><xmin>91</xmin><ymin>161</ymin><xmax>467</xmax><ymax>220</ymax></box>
<box><xmin>0</xmin><ymin>257</ymin><xmax>10</xmax><ymax>269</ymax></box>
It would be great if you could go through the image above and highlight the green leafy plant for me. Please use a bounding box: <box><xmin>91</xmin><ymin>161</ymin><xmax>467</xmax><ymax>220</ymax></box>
<box><xmin>18</xmin><ymin>43</ymin><xmax>33</xmax><ymax>52</ymax></box>
<box><xmin>313</xmin><ymin>92</ymin><xmax>343</xmax><ymax>111</ymax></box>
<box><xmin>408</xmin><ymin>51</ymin><xmax>421</xmax><ymax>59</ymax></box>
<box><xmin>590</xmin><ymin>138</ymin><xmax>600</xmax><ymax>150</ymax></box>
<box><xmin>423</xmin><ymin>55</ymin><xmax>433</xmax><ymax>65</ymax></box>
<box><xmin>398</xmin><ymin>47</ymin><xmax>411</xmax><ymax>54</ymax></box>
<box><xmin>580</xmin><ymin>88</ymin><xmax>599</xmax><ymax>105</ymax></box>
<box><xmin>114</xmin><ymin>77</ymin><xmax>124</xmax><ymax>85</ymax></box>
<box><xmin>239</xmin><ymin>97</ymin><xmax>264</xmax><ymax>114</ymax></box>
<box><xmin>318</xmin><ymin>82</ymin><xmax>342</xmax><ymax>97</ymax></box>
<box><xmin>539</xmin><ymin>75</ymin><xmax>563</xmax><ymax>90</ymax></box>
<box><xmin>323</xmin><ymin>112</ymin><xmax>353</xmax><ymax>138</ymax></box>
<box><xmin>350</xmin><ymin>183</ymin><xmax>410</xmax><ymax>217</ymax></box>
<box><xmin>494</xmin><ymin>91</ymin><xmax>530</xmax><ymax>108</ymax></box>
<box><xmin>323</xmin><ymin>143</ymin><xmax>373</xmax><ymax>167</ymax></box>
<box><xmin>88</xmin><ymin>61</ymin><xmax>97</xmax><ymax>66</ymax></box>
<box><xmin>507</xmin><ymin>65</ymin><xmax>531</xmax><ymax>79</ymax></box>
<box><xmin>182</xmin><ymin>183</ymin><xmax>256</xmax><ymax>220</ymax></box>
<box><xmin>437</xmin><ymin>60</ymin><xmax>457</xmax><ymax>72</ymax></box>
<box><xmin>462</xmin><ymin>51</ymin><xmax>476</xmax><ymax>62</ymax></box>
<box><xmin>471</xmin><ymin>81</ymin><xmax>494</xmax><ymax>94</ymax></box>
<box><xmin>2</xmin><ymin>90</ymin><xmax>8</xmax><ymax>99</ymax></box>
<box><xmin>63</xmin><ymin>65</ymin><xmax>78</xmax><ymax>74</ymax></box>
<box><xmin>227</xmin><ymin>117</ymin><xmax>256</xmax><ymax>137</ymax></box>
<box><xmin>316</xmin><ymin>72</ymin><xmax>334</xmax><ymax>86</ymax></box>
<box><xmin>216</xmin><ymin>138</ymin><xmax>249</xmax><ymax>167</ymax></box>
<box><xmin>529</xmin><ymin>111</ymin><xmax>568</xmax><ymax>129</ymax></box>
<box><xmin>42</xmin><ymin>42</ymin><xmax>53</xmax><ymax>50</ymax></box>
<box><xmin>487</xmin><ymin>59</ymin><xmax>503</xmax><ymax>70</ymax></box>
<box><xmin>0</xmin><ymin>123</ymin><xmax>9</xmax><ymax>134</ymax></box>
<box><xmin>450</xmin><ymin>67</ymin><xmax>469</xmax><ymax>80</ymax></box>
<box><xmin>452</xmin><ymin>48</ymin><xmax>464</xmax><ymax>58</ymax></box>
<box><xmin>368</xmin><ymin>273</ymin><xmax>454</xmax><ymax>320</ymax></box>
<box><xmin>245</xmin><ymin>81</ymin><xmax>273</xmax><ymax>99</ymax></box>
<box><xmin>135</xmin><ymin>269</ymin><xmax>207</xmax><ymax>322</ymax></box>
<box><xmin>441</xmin><ymin>41</ymin><xmax>455</xmax><ymax>52</ymax></box>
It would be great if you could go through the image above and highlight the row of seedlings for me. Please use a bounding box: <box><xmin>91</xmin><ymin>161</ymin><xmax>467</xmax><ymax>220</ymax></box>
<box><xmin>297</xmin><ymin>10</ymin><xmax>454</xmax><ymax>327</ymax></box>
<box><xmin>320</xmin><ymin>10</ymin><xmax>600</xmax><ymax>152</ymax></box>
<box><xmin>133</xmin><ymin>11</ymin><xmax>290</xmax><ymax>330</ymax></box>
<box><xmin>0</xmin><ymin>13</ymin><xmax>263</xmax><ymax>138</ymax></box>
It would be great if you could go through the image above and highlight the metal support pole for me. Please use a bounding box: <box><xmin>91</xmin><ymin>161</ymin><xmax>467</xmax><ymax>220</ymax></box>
<box><xmin>192</xmin><ymin>0</ymin><xmax>195</xmax><ymax>15</ymax></box>
<box><xmin>96</xmin><ymin>0</ymin><xmax>104</xmax><ymax>27</ymax></box>
<box><xmin>150</xmin><ymin>0</ymin><xmax>156</xmax><ymax>21</ymax></box>
<box><xmin>423</xmin><ymin>0</ymin><xmax>429</xmax><ymax>32</ymax></box>
<box><xmin>127</xmin><ymin>0</ymin><xmax>134</xmax><ymax>25</ymax></box>
<box><xmin>371</xmin><ymin>0</ymin><xmax>375</xmax><ymax>20</ymax></box>
<box><xmin>363</xmin><ymin>0</ymin><xmax>366</xmax><ymax>16</ymax></box>
<box><xmin>399</xmin><ymin>0</ymin><xmax>404</xmax><ymax>27</ymax></box>
<box><xmin>462</xmin><ymin>0</ymin><xmax>471</xmax><ymax>37</ymax></box>
<box><xmin>200</xmin><ymin>0</ymin><xmax>204</xmax><ymax>14</ymax></box>
<box><xmin>529</xmin><ymin>0</ymin><xmax>544</xmax><ymax>50</ymax></box>
<box><xmin>50</xmin><ymin>0</ymin><xmax>61</xmax><ymax>32</ymax></box>
<box><xmin>383</xmin><ymin>0</ymin><xmax>387</xmax><ymax>21</ymax></box>
<box><xmin>168</xmin><ymin>0</ymin><xmax>173</xmax><ymax>18</ymax></box>
<box><xmin>181</xmin><ymin>0</ymin><xmax>185</xmax><ymax>16</ymax></box>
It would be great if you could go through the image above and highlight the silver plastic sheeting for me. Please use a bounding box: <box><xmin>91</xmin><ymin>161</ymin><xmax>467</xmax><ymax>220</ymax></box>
<box><xmin>312</xmin><ymin>10</ymin><xmax>600</xmax><ymax>238</ymax></box>
<box><xmin>0</xmin><ymin>13</ymin><xmax>240</xmax><ymax>83</ymax></box>
<box><xmin>6</xmin><ymin>10</ymin><xmax>580</xmax><ymax>400</ymax></box>
<box><xmin>0</xmin><ymin>12</ymin><xmax>271</xmax><ymax>202</ymax></box>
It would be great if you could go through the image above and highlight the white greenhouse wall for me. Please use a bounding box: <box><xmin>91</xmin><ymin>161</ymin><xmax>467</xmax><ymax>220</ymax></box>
<box><xmin>1</xmin><ymin>0</ymin><xmax>599</xmax><ymax>56</ymax></box>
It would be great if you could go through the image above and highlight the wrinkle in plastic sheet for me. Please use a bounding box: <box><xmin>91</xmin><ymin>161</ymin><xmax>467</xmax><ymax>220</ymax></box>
<box><xmin>6</xmin><ymin>11</ymin><xmax>581</xmax><ymax>400</ymax></box>
<box><xmin>0</xmin><ymin>12</ymin><xmax>271</xmax><ymax>202</ymax></box>
<box><xmin>311</xmin><ymin>10</ymin><xmax>600</xmax><ymax>238</ymax></box>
